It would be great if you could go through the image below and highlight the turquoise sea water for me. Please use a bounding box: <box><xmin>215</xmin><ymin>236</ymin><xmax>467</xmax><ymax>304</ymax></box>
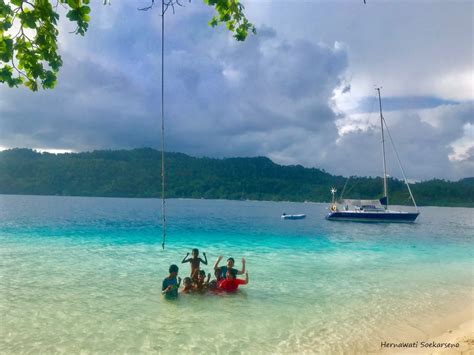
<box><xmin>1</xmin><ymin>195</ymin><xmax>473</xmax><ymax>353</ymax></box>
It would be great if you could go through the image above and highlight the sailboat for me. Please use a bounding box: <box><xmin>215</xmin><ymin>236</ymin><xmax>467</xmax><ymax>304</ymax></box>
<box><xmin>326</xmin><ymin>88</ymin><xmax>420</xmax><ymax>223</ymax></box>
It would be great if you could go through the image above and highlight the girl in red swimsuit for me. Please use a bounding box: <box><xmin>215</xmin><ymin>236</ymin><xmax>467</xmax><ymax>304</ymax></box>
<box><xmin>218</xmin><ymin>269</ymin><xmax>249</xmax><ymax>292</ymax></box>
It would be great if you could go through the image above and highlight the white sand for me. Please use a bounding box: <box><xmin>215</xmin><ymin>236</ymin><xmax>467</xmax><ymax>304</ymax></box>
<box><xmin>429</xmin><ymin>319</ymin><xmax>474</xmax><ymax>355</ymax></box>
<box><xmin>379</xmin><ymin>319</ymin><xmax>474</xmax><ymax>354</ymax></box>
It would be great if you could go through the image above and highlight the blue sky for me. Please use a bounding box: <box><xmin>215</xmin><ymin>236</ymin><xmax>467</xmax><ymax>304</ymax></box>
<box><xmin>0</xmin><ymin>0</ymin><xmax>472</xmax><ymax>181</ymax></box>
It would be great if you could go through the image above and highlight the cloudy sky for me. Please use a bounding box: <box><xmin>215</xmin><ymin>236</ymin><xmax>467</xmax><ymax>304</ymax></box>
<box><xmin>0</xmin><ymin>0</ymin><xmax>472</xmax><ymax>181</ymax></box>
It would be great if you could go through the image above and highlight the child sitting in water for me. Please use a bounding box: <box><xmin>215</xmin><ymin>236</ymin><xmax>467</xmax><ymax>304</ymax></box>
<box><xmin>218</xmin><ymin>269</ymin><xmax>248</xmax><ymax>293</ymax></box>
<box><xmin>181</xmin><ymin>277</ymin><xmax>193</xmax><ymax>294</ymax></box>
<box><xmin>193</xmin><ymin>270</ymin><xmax>211</xmax><ymax>293</ymax></box>
<box><xmin>208</xmin><ymin>279</ymin><xmax>218</xmax><ymax>291</ymax></box>
<box><xmin>214</xmin><ymin>268</ymin><xmax>223</xmax><ymax>282</ymax></box>
<box><xmin>162</xmin><ymin>264</ymin><xmax>181</xmax><ymax>299</ymax></box>
<box><xmin>181</xmin><ymin>248</ymin><xmax>208</xmax><ymax>280</ymax></box>
<box><xmin>207</xmin><ymin>268</ymin><xmax>224</xmax><ymax>292</ymax></box>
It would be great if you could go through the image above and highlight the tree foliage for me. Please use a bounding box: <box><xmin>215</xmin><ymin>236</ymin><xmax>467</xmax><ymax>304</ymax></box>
<box><xmin>0</xmin><ymin>0</ymin><xmax>254</xmax><ymax>91</ymax></box>
<box><xmin>1</xmin><ymin>148</ymin><xmax>472</xmax><ymax>207</ymax></box>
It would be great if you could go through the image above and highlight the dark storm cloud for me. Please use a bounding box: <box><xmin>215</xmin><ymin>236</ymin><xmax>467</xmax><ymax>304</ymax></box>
<box><xmin>0</xmin><ymin>1</ymin><xmax>472</xmax><ymax>180</ymax></box>
<box><xmin>162</xmin><ymin>24</ymin><xmax>347</xmax><ymax>153</ymax></box>
<box><xmin>0</xmin><ymin>3</ymin><xmax>347</xmax><ymax>159</ymax></box>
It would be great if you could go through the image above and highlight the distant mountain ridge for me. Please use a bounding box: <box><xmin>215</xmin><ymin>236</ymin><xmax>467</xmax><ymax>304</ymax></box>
<box><xmin>0</xmin><ymin>148</ymin><xmax>472</xmax><ymax>207</ymax></box>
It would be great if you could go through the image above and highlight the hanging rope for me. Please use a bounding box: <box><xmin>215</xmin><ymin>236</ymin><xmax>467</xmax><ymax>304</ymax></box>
<box><xmin>139</xmin><ymin>0</ymin><xmax>194</xmax><ymax>250</ymax></box>
<box><xmin>160</xmin><ymin>0</ymin><xmax>166</xmax><ymax>249</ymax></box>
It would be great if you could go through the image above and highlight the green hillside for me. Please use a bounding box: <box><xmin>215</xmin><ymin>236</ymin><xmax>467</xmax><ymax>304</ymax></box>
<box><xmin>0</xmin><ymin>148</ymin><xmax>472</xmax><ymax>207</ymax></box>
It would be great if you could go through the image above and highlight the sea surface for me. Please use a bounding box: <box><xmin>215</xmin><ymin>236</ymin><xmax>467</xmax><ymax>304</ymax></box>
<box><xmin>1</xmin><ymin>195</ymin><xmax>473</xmax><ymax>354</ymax></box>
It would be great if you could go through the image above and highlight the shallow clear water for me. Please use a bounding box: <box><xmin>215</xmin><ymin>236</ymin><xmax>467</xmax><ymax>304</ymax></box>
<box><xmin>1</xmin><ymin>195</ymin><xmax>473</xmax><ymax>353</ymax></box>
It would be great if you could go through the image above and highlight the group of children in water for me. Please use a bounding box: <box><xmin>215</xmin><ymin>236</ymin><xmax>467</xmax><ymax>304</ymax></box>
<box><xmin>162</xmin><ymin>249</ymin><xmax>249</xmax><ymax>299</ymax></box>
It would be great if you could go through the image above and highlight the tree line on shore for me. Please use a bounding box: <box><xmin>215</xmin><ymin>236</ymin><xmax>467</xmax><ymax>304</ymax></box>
<box><xmin>0</xmin><ymin>148</ymin><xmax>472</xmax><ymax>207</ymax></box>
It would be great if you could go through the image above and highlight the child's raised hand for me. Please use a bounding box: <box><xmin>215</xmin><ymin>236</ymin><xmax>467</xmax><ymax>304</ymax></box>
<box><xmin>242</xmin><ymin>257</ymin><xmax>246</xmax><ymax>263</ymax></box>
<box><xmin>178</xmin><ymin>277</ymin><xmax>182</xmax><ymax>283</ymax></box>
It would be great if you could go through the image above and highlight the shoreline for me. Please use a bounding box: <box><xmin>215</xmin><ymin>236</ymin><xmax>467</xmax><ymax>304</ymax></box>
<box><xmin>429</xmin><ymin>319</ymin><xmax>474</xmax><ymax>354</ymax></box>
<box><xmin>0</xmin><ymin>193</ymin><xmax>473</xmax><ymax>208</ymax></box>
<box><xmin>379</xmin><ymin>317</ymin><xmax>474</xmax><ymax>354</ymax></box>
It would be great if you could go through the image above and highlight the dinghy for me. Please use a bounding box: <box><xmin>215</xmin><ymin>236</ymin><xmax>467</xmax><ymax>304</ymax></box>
<box><xmin>281</xmin><ymin>213</ymin><xmax>306</xmax><ymax>220</ymax></box>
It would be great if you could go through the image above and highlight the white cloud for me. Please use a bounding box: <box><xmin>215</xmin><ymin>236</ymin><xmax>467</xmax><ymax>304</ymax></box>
<box><xmin>332</xmin><ymin>101</ymin><xmax>473</xmax><ymax>180</ymax></box>
<box><xmin>434</xmin><ymin>70</ymin><xmax>474</xmax><ymax>101</ymax></box>
<box><xmin>34</xmin><ymin>148</ymin><xmax>76</xmax><ymax>154</ymax></box>
<box><xmin>449</xmin><ymin>123</ymin><xmax>474</xmax><ymax>162</ymax></box>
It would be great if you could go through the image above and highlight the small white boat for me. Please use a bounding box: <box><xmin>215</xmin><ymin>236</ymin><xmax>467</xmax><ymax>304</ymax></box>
<box><xmin>281</xmin><ymin>213</ymin><xmax>306</xmax><ymax>220</ymax></box>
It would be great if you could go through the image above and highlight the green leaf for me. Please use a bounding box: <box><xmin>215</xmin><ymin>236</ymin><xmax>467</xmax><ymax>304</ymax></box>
<box><xmin>204</xmin><ymin>0</ymin><xmax>255</xmax><ymax>41</ymax></box>
<box><xmin>1</xmin><ymin>19</ymin><xmax>13</xmax><ymax>31</ymax></box>
<box><xmin>0</xmin><ymin>36</ymin><xmax>13</xmax><ymax>62</ymax></box>
<box><xmin>25</xmin><ymin>79</ymin><xmax>38</xmax><ymax>91</ymax></box>
<box><xmin>19</xmin><ymin>10</ymin><xmax>37</xmax><ymax>29</ymax></box>
<box><xmin>42</xmin><ymin>70</ymin><xmax>56</xmax><ymax>88</ymax></box>
<box><xmin>67</xmin><ymin>0</ymin><xmax>81</xmax><ymax>9</ymax></box>
<box><xmin>1</xmin><ymin>0</ymin><xmax>253</xmax><ymax>92</ymax></box>
<box><xmin>80</xmin><ymin>5</ymin><xmax>90</xmax><ymax>15</ymax></box>
<box><xmin>209</xmin><ymin>17</ymin><xmax>218</xmax><ymax>28</ymax></box>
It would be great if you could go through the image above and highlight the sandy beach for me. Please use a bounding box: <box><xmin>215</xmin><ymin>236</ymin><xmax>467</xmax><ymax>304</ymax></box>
<box><xmin>380</xmin><ymin>319</ymin><xmax>474</xmax><ymax>354</ymax></box>
<box><xmin>430</xmin><ymin>319</ymin><xmax>474</xmax><ymax>355</ymax></box>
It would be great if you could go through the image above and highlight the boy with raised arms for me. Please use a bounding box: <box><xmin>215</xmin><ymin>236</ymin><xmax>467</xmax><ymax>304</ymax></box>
<box><xmin>213</xmin><ymin>255</ymin><xmax>245</xmax><ymax>280</ymax></box>
<box><xmin>181</xmin><ymin>248</ymin><xmax>208</xmax><ymax>280</ymax></box>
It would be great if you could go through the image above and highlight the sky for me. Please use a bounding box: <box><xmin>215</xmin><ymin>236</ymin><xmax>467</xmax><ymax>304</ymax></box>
<box><xmin>0</xmin><ymin>0</ymin><xmax>473</xmax><ymax>181</ymax></box>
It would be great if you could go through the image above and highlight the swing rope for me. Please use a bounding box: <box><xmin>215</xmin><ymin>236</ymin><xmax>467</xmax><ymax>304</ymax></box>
<box><xmin>139</xmin><ymin>0</ymin><xmax>185</xmax><ymax>250</ymax></box>
<box><xmin>160</xmin><ymin>0</ymin><xmax>166</xmax><ymax>250</ymax></box>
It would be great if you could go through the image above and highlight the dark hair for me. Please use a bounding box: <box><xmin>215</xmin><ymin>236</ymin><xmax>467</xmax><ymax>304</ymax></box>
<box><xmin>183</xmin><ymin>277</ymin><xmax>192</xmax><ymax>284</ymax></box>
<box><xmin>227</xmin><ymin>257</ymin><xmax>235</xmax><ymax>263</ymax></box>
<box><xmin>192</xmin><ymin>248</ymin><xmax>199</xmax><ymax>254</ymax></box>
<box><xmin>169</xmin><ymin>264</ymin><xmax>179</xmax><ymax>274</ymax></box>
<box><xmin>199</xmin><ymin>270</ymin><xmax>206</xmax><ymax>276</ymax></box>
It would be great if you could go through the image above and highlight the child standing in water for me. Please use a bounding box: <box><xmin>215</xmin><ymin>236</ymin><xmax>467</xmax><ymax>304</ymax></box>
<box><xmin>181</xmin><ymin>248</ymin><xmax>208</xmax><ymax>280</ymax></box>
<box><xmin>162</xmin><ymin>264</ymin><xmax>181</xmax><ymax>299</ymax></box>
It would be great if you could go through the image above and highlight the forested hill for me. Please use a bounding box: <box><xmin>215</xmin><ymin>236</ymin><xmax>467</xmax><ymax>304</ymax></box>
<box><xmin>0</xmin><ymin>148</ymin><xmax>472</xmax><ymax>207</ymax></box>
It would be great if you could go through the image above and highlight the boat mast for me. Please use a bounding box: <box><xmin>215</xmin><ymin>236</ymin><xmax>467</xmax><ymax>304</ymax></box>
<box><xmin>376</xmin><ymin>87</ymin><xmax>388</xmax><ymax>209</ymax></box>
